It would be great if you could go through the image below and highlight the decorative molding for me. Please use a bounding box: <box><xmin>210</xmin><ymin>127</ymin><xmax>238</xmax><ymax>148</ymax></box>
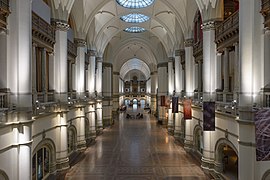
<box><xmin>238</xmin><ymin>140</ymin><xmax>256</xmax><ymax>147</ymax></box>
<box><xmin>96</xmin><ymin>57</ymin><xmax>103</xmax><ymax>62</ymax></box>
<box><xmin>184</xmin><ymin>38</ymin><xmax>194</xmax><ymax>47</ymax></box>
<box><xmin>88</xmin><ymin>50</ymin><xmax>96</xmax><ymax>56</ymax></box>
<box><xmin>201</xmin><ymin>20</ymin><xmax>216</xmax><ymax>31</ymax></box>
<box><xmin>74</xmin><ymin>38</ymin><xmax>86</xmax><ymax>47</ymax></box>
<box><xmin>113</xmin><ymin>72</ymin><xmax>120</xmax><ymax>75</ymax></box>
<box><xmin>168</xmin><ymin>57</ymin><xmax>174</xmax><ymax>62</ymax></box>
<box><xmin>51</xmin><ymin>19</ymin><xmax>70</xmax><ymax>31</ymax></box>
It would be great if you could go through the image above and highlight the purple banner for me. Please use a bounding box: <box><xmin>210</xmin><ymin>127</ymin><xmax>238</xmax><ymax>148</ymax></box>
<box><xmin>255</xmin><ymin>108</ymin><xmax>270</xmax><ymax>161</ymax></box>
<box><xmin>203</xmin><ymin>102</ymin><xmax>215</xmax><ymax>131</ymax></box>
<box><xmin>172</xmin><ymin>97</ymin><xmax>179</xmax><ymax>113</ymax></box>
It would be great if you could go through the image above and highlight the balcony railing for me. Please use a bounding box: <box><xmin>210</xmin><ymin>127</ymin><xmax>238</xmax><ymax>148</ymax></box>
<box><xmin>68</xmin><ymin>40</ymin><xmax>77</xmax><ymax>59</ymax></box>
<box><xmin>32</xmin><ymin>12</ymin><xmax>55</xmax><ymax>49</ymax></box>
<box><xmin>0</xmin><ymin>92</ymin><xmax>8</xmax><ymax>110</ymax></box>
<box><xmin>261</xmin><ymin>0</ymin><xmax>270</xmax><ymax>27</ymax></box>
<box><xmin>0</xmin><ymin>0</ymin><xmax>9</xmax><ymax>29</ymax></box>
<box><xmin>215</xmin><ymin>10</ymin><xmax>239</xmax><ymax>51</ymax></box>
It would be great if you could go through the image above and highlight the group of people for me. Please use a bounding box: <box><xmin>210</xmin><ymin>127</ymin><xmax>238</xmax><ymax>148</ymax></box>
<box><xmin>126</xmin><ymin>113</ymin><xmax>143</xmax><ymax>119</ymax></box>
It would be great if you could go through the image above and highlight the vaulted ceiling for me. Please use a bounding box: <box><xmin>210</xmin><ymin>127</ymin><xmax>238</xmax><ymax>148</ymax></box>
<box><xmin>48</xmin><ymin>0</ymin><xmax>223</xmax><ymax>80</ymax></box>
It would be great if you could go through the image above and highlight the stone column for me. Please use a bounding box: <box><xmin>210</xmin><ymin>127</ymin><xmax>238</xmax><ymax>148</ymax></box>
<box><xmin>185</xmin><ymin>38</ymin><xmax>195</xmax><ymax>97</ymax></box>
<box><xmin>194</xmin><ymin>62</ymin><xmax>199</xmax><ymax>91</ymax></box>
<box><xmin>113</xmin><ymin>72</ymin><xmax>120</xmax><ymax>112</ymax></box>
<box><xmin>48</xmin><ymin>52</ymin><xmax>54</xmax><ymax>91</ymax></box>
<box><xmin>88</xmin><ymin>50</ymin><xmax>96</xmax><ymax>97</ymax></box>
<box><xmin>52</xmin><ymin>19</ymin><xmax>69</xmax><ymax>102</ymax></box>
<box><xmin>201</xmin><ymin>20</ymin><xmax>217</xmax><ymax>171</ymax></box>
<box><xmin>76</xmin><ymin>106</ymin><xmax>86</xmax><ymax>150</ymax></box>
<box><xmin>151</xmin><ymin>71</ymin><xmax>158</xmax><ymax>113</ymax></box>
<box><xmin>157</xmin><ymin>63</ymin><xmax>168</xmax><ymax>125</ymax></box>
<box><xmin>32</xmin><ymin>43</ymin><xmax>37</xmax><ymax>103</ymax></box>
<box><xmin>7</xmin><ymin>1</ymin><xmax>33</xmax><ymax>178</ymax></box>
<box><xmin>198</xmin><ymin>60</ymin><xmax>203</xmax><ymax>92</ymax></box>
<box><xmin>102</xmin><ymin>63</ymin><xmax>113</xmax><ymax>127</ymax></box>
<box><xmin>174</xmin><ymin>50</ymin><xmax>182</xmax><ymax>140</ymax></box>
<box><xmin>74</xmin><ymin>39</ymin><xmax>86</xmax><ymax>99</ymax></box>
<box><xmin>223</xmin><ymin>48</ymin><xmax>230</xmax><ymax>92</ymax></box>
<box><xmin>41</xmin><ymin>48</ymin><xmax>47</xmax><ymax>102</ymax></box>
<box><xmin>238</xmin><ymin>0</ymin><xmax>262</xmax><ymax>179</ymax></box>
<box><xmin>167</xmin><ymin>57</ymin><xmax>174</xmax><ymax>133</ymax></box>
<box><xmin>233</xmin><ymin>43</ymin><xmax>239</xmax><ymax>101</ymax></box>
<box><xmin>0</xmin><ymin>29</ymin><xmax>7</xmax><ymax>89</ymax></box>
<box><xmin>96</xmin><ymin>57</ymin><xmax>103</xmax><ymax>130</ymax></box>
<box><xmin>216</xmin><ymin>52</ymin><xmax>222</xmax><ymax>90</ymax></box>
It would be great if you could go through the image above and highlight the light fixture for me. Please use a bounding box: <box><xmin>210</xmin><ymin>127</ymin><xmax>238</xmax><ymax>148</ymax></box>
<box><xmin>120</xmin><ymin>13</ymin><xmax>150</xmax><ymax>23</ymax></box>
<box><xmin>124</xmin><ymin>26</ymin><xmax>146</xmax><ymax>33</ymax></box>
<box><xmin>116</xmin><ymin>0</ymin><xmax>155</xmax><ymax>9</ymax></box>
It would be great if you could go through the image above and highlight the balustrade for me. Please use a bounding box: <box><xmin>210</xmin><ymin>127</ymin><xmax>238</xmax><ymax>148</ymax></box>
<box><xmin>215</xmin><ymin>10</ymin><xmax>239</xmax><ymax>51</ymax></box>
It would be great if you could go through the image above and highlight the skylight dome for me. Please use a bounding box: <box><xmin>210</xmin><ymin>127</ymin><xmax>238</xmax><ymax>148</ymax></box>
<box><xmin>116</xmin><ymin>0</ymin><xmax>155</xmax><ymax>9</ymax></box>
<box><xmin>120</xmin><ymin>13</ymin><xmax>150</xmax><ymax>23</ymax></box>
<box><xmin>124</xmin><ymin>26</ymin><xmax>146</xmax><ymax>33</ymax></box>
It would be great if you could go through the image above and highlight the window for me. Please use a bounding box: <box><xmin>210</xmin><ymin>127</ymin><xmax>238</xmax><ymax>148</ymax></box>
<box><xmin>120</xmin><ymin>13</ymin><xmax>150</xmax><ymax>23</ymax></box>
<box><xmin>32</xmin><ymin>147</ymin><xmax>50</xmax><ymax>180</ymax></box>
<box><xmin>124</xmin><ymin>26</ymin><xmax>146</xmax><ymax>33</ymax></box>
<box><xmin>116</xmin><ymin>0</ymin><xmax>155</xmax><ymax>9</ymax></box>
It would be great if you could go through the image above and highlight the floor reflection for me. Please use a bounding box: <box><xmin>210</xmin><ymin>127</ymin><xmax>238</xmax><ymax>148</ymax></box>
<box><xmin>65</xmin><ymin>107</ymin><xmax>209</xmax><ymax>180</ymax></box>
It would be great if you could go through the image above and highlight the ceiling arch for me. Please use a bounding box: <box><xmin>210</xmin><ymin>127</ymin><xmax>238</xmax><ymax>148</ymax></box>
<box><xmin>120</xmin><ymin>58</ymin><xmax>151</xmax><ymax>79</ymax></box>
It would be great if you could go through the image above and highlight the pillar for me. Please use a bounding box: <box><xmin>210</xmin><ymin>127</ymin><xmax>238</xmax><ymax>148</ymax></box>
<box><xmin>87</xmin><ymin>50</ymin><xmax>96</xmax><ymax>97</ymax></box>
<box><xmin>216</xmin><ymin>52</ymin><xmax>222</xmax><ymax>90</ymax></box>
<box><xmin>157</xmin><ymin>63</ymin><xmax>168</xmax><ymax>125</ymax></box>
<box><xmin>96</xmin><ymin>57</ymin><xmax>103</xmax><ymax>129</ymax></box>
<box><xmin>238</xmin><ymin>0</ymin><xmax>263</xmax><ymax>179</ymax></box>
<box><xmin>201</xmin><ymin>20</ymin><xmax>217</xmax><ymax>170</ymax></box>
<box><xmin>151</xmin><ymin>71</ymin><xmax>158</xmax><ymax>114</ymax></box>
<box><xmin>74</xmin><ymin>39</ymin><xmax>86</xmax><ymax>99</ymax></box>
<box><xmin>223</xmin><ymin>48</ymin><xmax>230</xmax><ymax>92</ymax></box>
<box><xmin>52</xmin><ymin>20</ymin><xmax>69</xmax><ymax>102</ymax></box>
<box><xmin>185</xmin><ymin>38</ymin><xmax>195</xmax><ymax>97</ymax></box>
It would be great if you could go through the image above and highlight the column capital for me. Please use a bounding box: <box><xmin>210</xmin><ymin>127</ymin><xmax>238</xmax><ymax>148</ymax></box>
<box><xmin>0</xmin><ymin>27</ymin><xmax>7</xmax><ymax>35</ymax></box>
<box><xmin>201</xmin><ymin>20</ymin><xmax>216</xmax><ymax>31</ymax></box>
<box><xmin>74</xmin><ymin>38</ymin><xmax>87</xmax><ymax>47</ymax></box>
<box><xmin>51</xmin><ymin>19</ymin><xmax>70</xmax><ymax>31</ymax></box>
<box><xmin>157</xmin><ymin>62</ymin><xmax>168</xmax><ymax>68</ymax></box>
<box><xmin>88</xmin><ymin>50</ymin><xmax>96</xmax><ymax>56</ymax></box>
<box><xmin>175</xmin><ymin>49</ymin><xmax>185</xmax><ymax>56</ymax></box>
<box><xmin>96</xmin><ymin>57</ymin><xmax>103</xmax><ymax>62</ymax></box>
<box><xmin>168</xmin><ymin>57</ymin><xmax>175</xmax><ymax>62</ymax></box>
<box><xmin>150</xmin><ymin>71</ymin><xmax>158</xmax><ymax>75</ymax></box>
<box><xmin>184</xmin><ymin>39</ymin><xmax>194</xmax><ymax>47</ymax></box>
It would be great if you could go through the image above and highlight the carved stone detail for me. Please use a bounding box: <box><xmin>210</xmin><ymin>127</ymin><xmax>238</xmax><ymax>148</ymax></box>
<box><xmin>184</xmin><ymin>38</ymin><xmax>194</xmax><ymax>47</ymax></box>
<box><xmin>51</xmin><ymin>19</ymin><xmax>70</xmax><ymax>31</ymax></box>
<box><xmin>74</xmin><ymin>38</ymin><xmax>86</xmax><ymax>47</ymax></box>
<box><xmin>88</xmin><ymin>50</ymin><xmax>96</xmax><ymax>56</ymax></box>
<box><xmin>201</xmin><ymin>21</ymin><xmax>216</xmax><ymax>31</ymax></box>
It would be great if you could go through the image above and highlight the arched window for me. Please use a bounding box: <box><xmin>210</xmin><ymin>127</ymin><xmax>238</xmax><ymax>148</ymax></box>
<box><xmin>224</xmin><ymin>0</ymin><xmax>239</xmax><ymax>19</ymax></box>
<box><xmin>68</xmin><ymin>126</ymin><xmax>77</xmax><ymax>153</ymax></box>
<box><xmin>32</xmin><ymin>147</ymin><xmax>50</xmax><ymax>180</ymax></box>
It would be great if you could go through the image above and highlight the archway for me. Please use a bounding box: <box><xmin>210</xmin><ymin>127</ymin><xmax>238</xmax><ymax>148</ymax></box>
<box><xmin>0</xmin><ymin>169</ymin><xmax>9</xmax><ymax>180</ymax></box>
<box><xmin>262</xmin><ymin>169</ymin><xmax>270</xmax><ymax>180</ymax></box>
<box><xmin>215</xmin><ymin>138</ymin><xmax>238</xmax><ymax>179</ymax></box>
<box><xmin>32</xmin><ymin>138</ymin><xmax>57</xmax><ymax>179</ymax></box>
<box><xmin>68</xmin><ymin>125</ymin><xmax>77</xmax><ymax>154</ymax></box>
<box><xmin>193</xmin><ymin>125</ymin><xmax>203</xmax><ymax>155</ymax></box>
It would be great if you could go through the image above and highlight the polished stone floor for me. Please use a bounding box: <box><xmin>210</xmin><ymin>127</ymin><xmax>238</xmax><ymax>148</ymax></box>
<box><xmin>65</xmin><ymin>108</ymin><xmax>210</xmax><ymax>180</ymax></box>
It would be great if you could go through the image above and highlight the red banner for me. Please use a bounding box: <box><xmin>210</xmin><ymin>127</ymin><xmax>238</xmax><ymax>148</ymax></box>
<box><xmin>183</xmin><ymin>99</ymin><xmax>192</xmax><ymax>119</ymax></box>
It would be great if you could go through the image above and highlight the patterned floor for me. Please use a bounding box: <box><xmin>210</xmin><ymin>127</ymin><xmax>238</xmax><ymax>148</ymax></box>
<box><xmin>65</xmin><ymin>108</ymin><xmax>210</xmax><ymax>180</ymax></box>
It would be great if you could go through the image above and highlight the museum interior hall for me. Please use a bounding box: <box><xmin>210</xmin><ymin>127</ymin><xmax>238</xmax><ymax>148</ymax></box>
<box><xmin>1</xmin><ymin>0</ymin><xmax>270</xmax><ymax>179</ymax></box>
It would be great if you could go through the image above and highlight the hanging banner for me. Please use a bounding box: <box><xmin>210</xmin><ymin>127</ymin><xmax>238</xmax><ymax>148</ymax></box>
<box><xmin>160</xmin><ymin>96</ymin><xmax>165</xmax><ymax>106</ymax></box>
<box><xmin>255</xmin><ymin>108</ymin><xmax>270</xmax><ymax>161</ymax></box>
<box><xmin>172</xmin><ymin>96</ymin><xmax>179</xmax><ymax>113</ymax></box>
<box><xmin>165</xmin><ymin>96</ymin><xmax>171</xmax><ymax>108</ymax></box>
<box><xmin>183</xmin><ymin>99</ymin><xmax>192</xmax><ymax>119</ymax></box>
<box><xmin>203</xmin><ymin>101</ymin><xmax>215</xmax><ymax>131</ymax></box>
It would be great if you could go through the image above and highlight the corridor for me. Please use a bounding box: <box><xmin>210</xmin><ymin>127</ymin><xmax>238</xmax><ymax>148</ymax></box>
<box><xmin>65</xmin><ymin>109</ymin><xmax>210</xmax><ymax>180</ymax></box>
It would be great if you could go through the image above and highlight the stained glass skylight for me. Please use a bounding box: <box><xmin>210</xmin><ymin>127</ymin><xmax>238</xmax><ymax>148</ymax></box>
<box><xmin>120</xmin><ymin>13</ymin><xmax>150</xmax><ymax>23</ymax></box>
<box><xmin>116</xmin><ymin>0</ymin><xmax>155</xmax><ymax>9</ymax></box>
<box><xmin>124</xmin><ymin>26</ymin><xmax>146</xmax><ymax>33</ymax></box>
